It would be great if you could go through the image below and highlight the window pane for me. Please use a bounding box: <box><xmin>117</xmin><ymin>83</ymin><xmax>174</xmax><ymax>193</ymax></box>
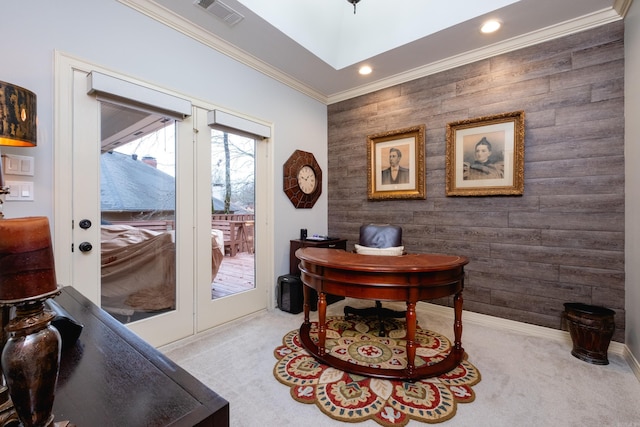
<box><xmin>99</xmin><ymin>101</ymin><xmax>177</xmax><ymax>323</ymax></box>
<box><xmin>210</xmin><ymin>130</ymin><xmax>255</xmax><ymax>299</ymax></box>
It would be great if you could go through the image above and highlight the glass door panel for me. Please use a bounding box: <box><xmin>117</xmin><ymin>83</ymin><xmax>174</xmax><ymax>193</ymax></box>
<box><xmin>194</xmin><ymin>106</ymin><xmax>268</xmax><ymax>333</ymax></box>
<box><xmin>99</xmin><ymin>101</ymin><xmax>177</xmax><ymax>323</ymax></box>
<box><xmin>210</xmin><ymin>130</ymin><xmax>255</xmax><ymax>300</ymax></box>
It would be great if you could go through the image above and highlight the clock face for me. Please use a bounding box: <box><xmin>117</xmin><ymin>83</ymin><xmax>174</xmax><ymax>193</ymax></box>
<box><xmin>297</xmin><ymin>165</ymin><xmax>317</xmax><ymax>194</ymax></box>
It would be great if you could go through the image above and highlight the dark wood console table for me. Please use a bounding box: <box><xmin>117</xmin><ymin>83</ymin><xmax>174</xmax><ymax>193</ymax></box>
<box><xmin>52</xmin><ymin>286</ymin><xmax>229</xmax><ymax>426</ymax></box>
<box><xmin>290</xmin><ymin>238</ymin><xmax>347</xmax><ymax>309</ymax></box>
<box><xmin>289</xmin><ymin>238</ymin><xmax>347</xmax><ymax>276</ymax></box>
<box><xmin>296</xmin><ymin>247</ymin><xmax>469</xmax><ymax>381</ymax></box>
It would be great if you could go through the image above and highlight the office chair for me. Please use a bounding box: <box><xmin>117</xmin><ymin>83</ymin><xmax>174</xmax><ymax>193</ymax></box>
<box><xmin>344</xmin><ymin>224</ymin><xmax>406</xmax><ymax>336</ymax></box>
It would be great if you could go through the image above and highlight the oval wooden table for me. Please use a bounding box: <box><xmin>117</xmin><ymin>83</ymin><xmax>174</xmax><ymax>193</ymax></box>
<box><xmin>296</xmin><ymin>247</ymin><xmax>469</xmax><ymax>381</ymax></box>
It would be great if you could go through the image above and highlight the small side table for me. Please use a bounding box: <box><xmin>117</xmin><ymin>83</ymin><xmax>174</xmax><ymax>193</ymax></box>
<box><xmin>289</xmin><ymin>238</ymin><xmax>347</xmax><ymax>309</ymax></box>
<box><xmin>289</xmin><ymin>238</ymin><xmax>347</xmax><ymax>275</ymax></box>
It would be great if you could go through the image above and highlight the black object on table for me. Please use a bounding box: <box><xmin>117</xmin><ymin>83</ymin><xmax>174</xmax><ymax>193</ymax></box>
<box><xmin>52</xmin><ymin>286</ymin><xmax>229</xmax><ymax>426</ymax></box>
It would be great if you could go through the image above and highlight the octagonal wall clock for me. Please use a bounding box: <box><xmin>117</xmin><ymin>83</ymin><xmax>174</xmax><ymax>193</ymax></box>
<box><xmin>283</xmin><ymin>150</ymin><xmax>322</xmax><ymax>208</ymax></box>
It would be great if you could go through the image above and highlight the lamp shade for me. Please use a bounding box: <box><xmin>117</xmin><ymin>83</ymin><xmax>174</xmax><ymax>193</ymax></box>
<box><xmin>0</xmin><ymin>217</ymin><xmax>58</xmax><ymax>302</ymax></box>
<box><xmin>0</xmin><ymin>81</ymin><xmax>37</xmax><ymax>147</ymax></box>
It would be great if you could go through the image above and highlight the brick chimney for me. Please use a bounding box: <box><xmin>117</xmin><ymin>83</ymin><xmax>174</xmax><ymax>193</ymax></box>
<box><xmin>142</xmin><ymin>156</ymin><xmax>157</xmax><ymax>168</ymax></box>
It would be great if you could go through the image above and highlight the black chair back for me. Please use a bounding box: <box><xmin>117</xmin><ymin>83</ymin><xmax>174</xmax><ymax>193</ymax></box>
<box><xmin>359</xmin><ymin>224</ymin><xmax>402</xmax><ymax>248</ymax></box>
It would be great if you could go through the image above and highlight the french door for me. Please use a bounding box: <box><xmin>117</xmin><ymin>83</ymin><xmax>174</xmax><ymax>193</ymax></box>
<box><xmin>194</xmin><ymin>109</ymin><xmax>270</xmax><ymax>330</ymax></box>
<box><xmin>55</xmin><ymin>54</ymin><xmax>272</xmax><ymax>347</ymax></box>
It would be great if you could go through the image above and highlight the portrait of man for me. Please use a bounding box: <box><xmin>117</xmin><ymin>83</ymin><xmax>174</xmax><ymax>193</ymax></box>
<box><xmin>381</xmin><ymin>147</ymin><xmax>410</xmax><ymax>184</ymax></box>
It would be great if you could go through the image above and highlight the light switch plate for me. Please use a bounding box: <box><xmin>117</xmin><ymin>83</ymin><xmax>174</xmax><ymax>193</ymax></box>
<box><xmin>4</xmin><ymin>181</ymin><xmax>34</xmax><ymax>201</ymax></box>
<box><xmin>3</xmin><ymin>154</ymin><xmax>35</xmax><ymax>176</ymax></box>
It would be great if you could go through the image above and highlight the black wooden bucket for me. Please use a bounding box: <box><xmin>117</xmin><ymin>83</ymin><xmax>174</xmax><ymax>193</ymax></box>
<box><xmin>563</xmin><ymin>303</ymin><xmax>615</xmax><ymax>365</ymax></box>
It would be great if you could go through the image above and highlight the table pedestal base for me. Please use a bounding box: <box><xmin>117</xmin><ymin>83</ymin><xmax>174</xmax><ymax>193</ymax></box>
<box><xmin>299</xmin><ymin>322</ymin><xmax>464</xmax><ymax>381</ymax></box>
<box><xmin>300</xmin><ymin>291</ymin><xmax>465</xmax><ymax>381</ymax></box>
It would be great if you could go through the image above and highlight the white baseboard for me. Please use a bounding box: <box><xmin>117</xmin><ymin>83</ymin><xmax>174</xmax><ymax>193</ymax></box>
<box><xmin>419</xmin><ymin>302</ymin><xmax>639</xmax><ymax>383</ymax></box>
<box><xmin>623</xmin><ymin>346</ymin><xmax>640</xmax><ymax>382</ymax></box>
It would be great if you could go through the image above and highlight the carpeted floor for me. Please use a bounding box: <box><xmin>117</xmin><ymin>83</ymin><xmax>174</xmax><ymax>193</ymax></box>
<box><xmin>161</xmin><ymin>298</ymin><xmax>640</xmax><ymax>426</ymax></box>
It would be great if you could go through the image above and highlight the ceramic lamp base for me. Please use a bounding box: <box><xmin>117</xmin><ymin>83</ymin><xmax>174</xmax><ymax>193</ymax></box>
<box><xmin>2</xmin><ymin>301</ymin><xmax>61</xmax><ymax>427</ymax></box>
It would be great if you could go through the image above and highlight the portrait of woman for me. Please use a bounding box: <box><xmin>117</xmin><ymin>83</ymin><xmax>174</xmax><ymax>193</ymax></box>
<box><xmin>463</xmin><ymin>136</ymin><xmax>504</xmax><ymax>180</ymax></box>
<box><xmin>446</xmin><ymin>110</ymin><xmax>524</xmax><ymax>196</ymax></box>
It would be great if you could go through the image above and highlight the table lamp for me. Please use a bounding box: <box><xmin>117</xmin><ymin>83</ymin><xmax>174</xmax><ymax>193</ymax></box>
<box><xmin>1</xmin><ymin>80</ymin><xmax>37</xmax><ymax>219</ymax></box>
<box><xmin>1</xmin><ymin>82</ymin><xmax>63</xmax><ymax>426</ymax></box>
<box><xmin>0</xmin><ymin>217</ymin><xmax>62</xmax><ymax>427</ymax></box>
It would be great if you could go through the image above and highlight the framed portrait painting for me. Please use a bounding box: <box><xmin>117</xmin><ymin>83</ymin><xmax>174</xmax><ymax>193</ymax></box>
<box><xmin>367</xmin><ymin>125</ymin><xmax>426</xmax><ymax>201</ymax></box>
<box><xmin>445</xmin><ymin>111</ymin><xmax>525</xmax><ymax>196</ymax></box>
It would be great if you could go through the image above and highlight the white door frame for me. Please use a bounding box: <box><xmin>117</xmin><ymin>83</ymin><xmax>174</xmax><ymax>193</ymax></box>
<box><xmin>54</xmin><ymin>51</ymin><xmax>274</xmax><ymax>346</ymax></box>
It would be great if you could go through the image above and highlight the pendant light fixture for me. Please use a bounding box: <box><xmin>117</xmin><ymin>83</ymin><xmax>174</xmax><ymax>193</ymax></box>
<box><xmin>347</xmin><ymin>0</ymin><xmax>361</xmax><ymax>14</ymax></box>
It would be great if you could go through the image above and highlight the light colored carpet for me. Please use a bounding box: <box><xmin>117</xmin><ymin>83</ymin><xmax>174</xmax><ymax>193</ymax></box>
<box><xmin>160</xmin><ymin>298</ymin><xmax>640</xmax><ymax>426</ymax></box>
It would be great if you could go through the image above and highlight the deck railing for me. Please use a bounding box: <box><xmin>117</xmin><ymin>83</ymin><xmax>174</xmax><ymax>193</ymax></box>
<box><xmin>211</xmin><ymin>214</ymin><xmax>254</xmax><ymax>256</ymax></box>
<box><xmin>107</xmin><ymin>214</ymin><xmax>254</xmax><ymax>257</ymax></box>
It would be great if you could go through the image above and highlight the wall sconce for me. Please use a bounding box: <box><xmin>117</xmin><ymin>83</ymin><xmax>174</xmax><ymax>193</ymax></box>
<box><xmin>0</xmin><ymin>80</ymin><xmax>37</xmax><ymax>219</ymax></box>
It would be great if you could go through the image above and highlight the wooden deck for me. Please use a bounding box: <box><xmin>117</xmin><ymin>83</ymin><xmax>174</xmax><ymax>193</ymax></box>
<box><xmin>211</xmin><ymin>252</ymin><xmax>255</xmax><ymax>299</ymax></box>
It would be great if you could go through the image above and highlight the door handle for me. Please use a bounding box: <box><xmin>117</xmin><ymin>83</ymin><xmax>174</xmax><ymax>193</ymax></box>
<box><xmin>78</xmin><ymin>242</ymin><xmax>93</xmax><ymax>253</ymax></box>
<box><xmin>79</xmin><ymin>219</ymin><xmax>92</xmax><ymax>229</ymax></box>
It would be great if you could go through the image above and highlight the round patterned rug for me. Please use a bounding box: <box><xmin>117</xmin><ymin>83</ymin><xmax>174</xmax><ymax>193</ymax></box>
<box><xmin>273</xmin><ymin>316</ymin><xmax>481</xmax><ymax>426</ymax></box>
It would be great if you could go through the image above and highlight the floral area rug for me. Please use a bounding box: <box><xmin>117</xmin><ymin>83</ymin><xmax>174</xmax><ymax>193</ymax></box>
<box><xmin>273</xmin><ymin>316</ymin><xmax>481</xmax><ymax>426</ymax></box>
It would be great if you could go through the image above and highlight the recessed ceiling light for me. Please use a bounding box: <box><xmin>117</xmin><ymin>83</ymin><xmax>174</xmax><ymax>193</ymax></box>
<box><xmin>359</xmin><ymin>65</ymin><xmax>372</xmax><ymax>75</ymax></box>
<box><xmin>480</xmin><ymin>20</ymin><xmax>501</xmax><ymax>34</ymax></box>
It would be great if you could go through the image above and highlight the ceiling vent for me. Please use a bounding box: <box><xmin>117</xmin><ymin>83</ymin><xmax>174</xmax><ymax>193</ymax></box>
<box><xmin>194</xmin><ymin>0</ymin><xmax>244</xmax><ymax>27</ymax></box>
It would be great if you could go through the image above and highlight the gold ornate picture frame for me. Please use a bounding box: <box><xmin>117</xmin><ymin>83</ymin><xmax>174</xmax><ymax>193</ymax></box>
<box><xmin>446</xmin><ymin>111</ymin><xmax>525</xmax><ymax>196</ymax></box>
<box><xmin>367</xmin><ymin>125</ymin><xmax>426</xmax><ymax>201</ymax></box>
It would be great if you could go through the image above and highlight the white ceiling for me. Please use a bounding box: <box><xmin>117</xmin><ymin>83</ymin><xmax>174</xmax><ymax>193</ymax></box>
<box><xmin>122</xmin><ymin>0</ymin><xmax>627</xmax><ymax>103</ymax></box>
<box><xmin>235</xmin><ymin>0</ymin><xmax>520</xmax><ymax>70</ymax></box>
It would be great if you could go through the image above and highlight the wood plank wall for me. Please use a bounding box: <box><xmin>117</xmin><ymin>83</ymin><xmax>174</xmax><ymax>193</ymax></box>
<box><xmin>327</xmin><ymin>22</ymin><xmax>625</xmax><ymax>341</ymax></box>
